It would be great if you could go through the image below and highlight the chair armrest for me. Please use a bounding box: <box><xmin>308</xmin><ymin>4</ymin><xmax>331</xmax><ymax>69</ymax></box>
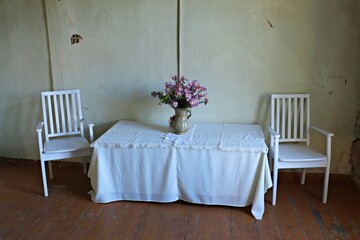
<box><xmin>310</xmin><ymin>125</ymin><xmax>333</xmax><ymax>159</ymax></box>
<box><xmin>81</xmin><ymin>118</ymin><xmax>94</xmax><ymax>127</ymax></box>
<box><xmin>36</xmin><ymin>121</ymin><xmax>44</xmax><ymax>153</ymax></box>
<box><xmin>268</xmin><ymin>126</ymin><xmax>280</xmax><ymax>163</ymax></box>
<box><xmin>81</xmin><ymin>119</ymin><xmax>95</xmax><ymax>143</ymax></box>
<box><xmin>310</xmin><ymin>125</ymin><xmax>334</xmax><ymax>137</ymax></box>
<box><xmin>268</xmin><ymin>126</ymin><xmax>280</xmax><ymax>138</ymax></box>
<box><xmin>36</xmin><ymin>121</ymin><xmax>44</xmax><ymax>132</ymax></box>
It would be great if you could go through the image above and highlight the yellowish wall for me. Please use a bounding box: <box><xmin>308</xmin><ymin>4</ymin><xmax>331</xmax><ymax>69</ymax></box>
<box><xmin>0</xmin><ymin>0</ymin><xmax>50</xmax><ymax>158</ymax></box>
<box><xmin>0</xmin><ymin>0</ymin><xmax>359</xmax><ymax>173</ymax></box>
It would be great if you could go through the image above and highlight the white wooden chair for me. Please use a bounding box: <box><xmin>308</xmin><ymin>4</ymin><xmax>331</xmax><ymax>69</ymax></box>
<box><xmin>36</xmin><ymin>89</ymin><xmax>94</xmax><ymax>197</ymax></box>
<box><xmin>268</xmin><ymin>94</ymin><xmax>333</xmax><ymax>205</ymax></box>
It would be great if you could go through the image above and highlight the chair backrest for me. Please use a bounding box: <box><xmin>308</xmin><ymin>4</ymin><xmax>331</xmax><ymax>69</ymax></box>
<box><xmin>41</xmin><ymin>89</ymin><xmax>84</xmax><ymax>141</ymax></box>
<box><xmin>270</xmin><ymin>94</ymin><xmax>310</xmax><ymax>145</ymax></box>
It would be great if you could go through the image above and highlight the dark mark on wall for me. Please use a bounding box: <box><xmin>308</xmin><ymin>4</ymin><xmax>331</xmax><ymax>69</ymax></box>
<box><xmin>329</xmin><ymin>90</ymin><xmax>334</xmax><ymax>95</ymax></box>
<box><xmin>71</xmin><ymin>34</ymin><xmax>83</xmax><ymax>44</ymax></box>
<box><xmin>267</xmin><ymin>20</ymin><xmax>274</xmax><ymax>28</ymax></box>
<box><xmin>327</xmin><ymin>75</ymin><xmax>347</xmax><ymax>85</ymax></box>
<box><xmin>313</xmin><ymin>82</ymin><xmax>326</xmax><ymax>89</ymax></box>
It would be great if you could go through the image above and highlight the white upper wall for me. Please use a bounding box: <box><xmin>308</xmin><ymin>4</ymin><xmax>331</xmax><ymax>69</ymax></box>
<box><xmin>0</xmin><ymin>0</ymin><xmax>359</xmax><ymax>173</ymax></box>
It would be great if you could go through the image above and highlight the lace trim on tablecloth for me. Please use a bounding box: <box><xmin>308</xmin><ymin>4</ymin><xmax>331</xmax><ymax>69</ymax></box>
<box><xmin>91</xmin><ymin>120</ymin><xmax>268</xmax><ymax>153</ymax></box>
<box><xmin>163</xmin><ymin>125</ymin><xmax>196</xmax><ymax>144</ymax></box>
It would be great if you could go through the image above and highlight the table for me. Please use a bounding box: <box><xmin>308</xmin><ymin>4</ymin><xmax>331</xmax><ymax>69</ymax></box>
<box><xmin>88</xmin><ymin>120</ymin><xmax>272</xmax><ymax>220</ymax></box>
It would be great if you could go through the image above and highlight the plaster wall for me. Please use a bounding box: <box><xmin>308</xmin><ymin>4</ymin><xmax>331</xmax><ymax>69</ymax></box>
<box><xmin>0</xmin><ymin>0</ymin><xmax>50</xmax><ymax>158</ymax></box>
<box><xmin>0</xmin><ymin>0</ymin><xmax>359</xmax><ymax>174</ymax></box>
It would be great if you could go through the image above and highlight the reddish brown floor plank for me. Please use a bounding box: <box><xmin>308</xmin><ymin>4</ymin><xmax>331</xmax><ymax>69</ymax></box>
<box><xmin>81</xmin><ymin>201</ymin><xmax>139</xmax><ymax>239</ymax></box>
<box><xmin>132</xmin><ymin>201</ymin><xmax>189</xmax><ymax>240</ymax></box>
<box><xmin>110</xmin><ymin>201</ymin><xmax>149</xmax><ymax>240</ymax></box>
<box><xmin>230</xmin><ymin>206</ymin><xmax>257</xmax><ymax>239</ymax></box>
<box><xmin>282</xmin><ymin>173</ymin><xmax>327</xmax><ymax>239</ymax></box>
<box><xmin>255</xmin><ymin>193</ymin><xmax>282</xmax><ymax>240</ymax></box>
<box><xmin>302</xmin><ymin>174</ymin><xmax>350</xmax><ymax>240</ymax></box>
<box><xmin>325</xmin><ymin>175</ymin><xmax>360</xmax><ymax>239</ymax></box>
<box><xmin>292</xmin><ymin>189</ymin><xmax>326</xmax><ymax>239</ymax></box>
<box><xmin>7</xmin><ymin>161</ymin><xmax>92</xmax><ymax>240</ymax></box>
<box><xmin>184</xmin><ymin>204</ymin><xmax>232</xmax><ymax>240</ymax></box>
<box><xmin>0</xmin><ymin>188</ymin><xmax>63</xmax><ymax>240</ymax></box>
<box><xmin>1</xmin><ymin>158</ymin><xmax>360</xmax><ymax>240</ymax></box>
<box><xmin>0</xmin><ymin>160</ymin><xmax>64</xmax><ymax>240</ymax></box>
<box><xmin>65</xmin><ymin>203</ymin><xmax>105</xmax><ymax>240</ymax></box>
<box><xmin>156</xmin><ymin>202</ymin><xmax>191</xmax><ymax>240</ymax></box>
<box><xmin>272</xmin><ymin>175</ymin><xmax>308</xmax><ymax>240</ymax></box>
<box><xmin>20</xmin><ymin>191</ymin><xmax>82</xmax><ymax>239</ymax></box>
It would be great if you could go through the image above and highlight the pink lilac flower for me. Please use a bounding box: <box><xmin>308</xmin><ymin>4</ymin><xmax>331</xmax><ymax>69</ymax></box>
<box><xmin>151</xmin><ymin>74</ymin><xmax>208</xmax><ymax>109</ymax></box>
<box><xmin>190</xmin><ymin>98</ymin><xmax>199</xmax><ymax>107</ymax></box>
<box><xmin>172</xmin><ymin>101</ymin><xmax>178</xmax><ymax>108</ymax></box>
<box><xmin>185</xmin><ymin>92</ymin><xmax>192</xmax><ymax>102</ymax></box>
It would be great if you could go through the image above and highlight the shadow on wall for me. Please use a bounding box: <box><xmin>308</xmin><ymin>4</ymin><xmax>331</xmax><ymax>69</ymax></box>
<box><xmin>2</xmin><ymin>94</ymin><xmax>41</xmax><ymax>158</ymax></box>
<box><xmin>255</xmin><ymin>94</ymin><xmax>271</xmax><ymax>143</ymax></box>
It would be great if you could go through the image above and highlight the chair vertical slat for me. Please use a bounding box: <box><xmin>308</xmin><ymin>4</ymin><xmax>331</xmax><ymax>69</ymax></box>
<box><xmin>270</xmin><ymin>97</ymin><xmax>274</xmax><ymax>146</ymax></box>
<box><xmin>71</xmin><ymin>93</ymin><xmax>77</xmax><ymax>132</ymax></box>
<box><xmin>59</xmin><ymin>95</ymin><xmax>66</xmax><ymax>133</ymax></box>
<box><xmin>65</xmin><ymin>94</ymin><xmax>72</xmax><ymax>132</ymax></box>
<box><xmin>300</xmin><ymin>97</ymin><xmax>304</xmax><ymax>139</ymax></box>
<box><xmin>47</xmin><ymin>95</ymin><xmax>54</xmax><ymax>135</ymax></box>
<box><xmin>287</xmin><ymin>98</ymin><xmax>292</xmax><ymax>139</ymax></box>
<box><xmin>281</xmin><ymin>98</ymin><xmax>285</xmax><ymax>140</ymax></box>
<box><xmin>53</xmin><ymin>95</ymin><xmax>60</xmax><ymax>134</ymax></box>
<box><xmin>41</xmin><ymin>95</ymin><xmax>49</xmax><ymax>141</ymax></box>
<box><xmin>293</xmin><ymin>98</ymin><xmax>298</xmax><ymax>139</ymax></box>
<box><xmin>306</xmin><ymin>97</ymin><xmax>310</xmax><ymax>145</ymax></box>
<box><xmin>77</xmin><ymin>91</ymin><xmax>85</xmax><ymax>137</ymax></box>
<box><xmin>276</xmin><ymin>98</ymin><xmax>280</xmax><ymax>134</ymax></box>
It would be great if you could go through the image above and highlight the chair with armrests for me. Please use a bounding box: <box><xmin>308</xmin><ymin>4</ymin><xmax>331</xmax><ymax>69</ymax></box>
<box><xmin>36</xmin><ymin>89</ymin><xmax>94</xmax><ymax>197</ymax></box>
<box><xmin>268</xmin><ymin>93</ymin><xmax>333</xmax><ymax>205</ymax></box>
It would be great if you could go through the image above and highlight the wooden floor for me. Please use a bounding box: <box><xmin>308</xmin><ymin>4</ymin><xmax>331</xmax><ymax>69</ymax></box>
<box><xmin>0</xmin><ymin>158</ymin><xmax>359</xmax><ymax>240</ymax></box>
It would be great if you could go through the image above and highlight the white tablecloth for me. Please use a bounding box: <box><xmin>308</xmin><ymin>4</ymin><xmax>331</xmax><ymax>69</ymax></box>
<box><xmin>88</xmin><ymin>120</ymin><xmax>272</xmax><ymax>220</ymax></box>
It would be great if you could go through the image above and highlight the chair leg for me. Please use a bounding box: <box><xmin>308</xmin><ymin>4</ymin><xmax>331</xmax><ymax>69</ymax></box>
<box><xmin>268</xmin><ymin>152</ymin><xmax>273</xmax><ymax>173</ymax></box>
<box><xmin>301</xmin><ymin>168</ymin><xmax>306</xmax><ymax>185</ymax></box>
<box><xmin>82</xmin><ymin>157</ymin><xmax>87</xmax><ymax>175</ymax></box>
<box><xmin>40</xmin><ymin>159</ymin><xmax>49</xmax><ymax>197</ymax></box>
<box><xmin>48</xmin><ymin>161</ymin><xmax>53</xmax><ymax>179</ymax></box>
<box><xmin>272</xmin><ymin>168</ymin><xmax>278</xmax><ymax>205</ymax></box>
<box><xmin>322</xmin><ymin>166</ymin><xmax>330</xmax><ymax>203</ymax></box>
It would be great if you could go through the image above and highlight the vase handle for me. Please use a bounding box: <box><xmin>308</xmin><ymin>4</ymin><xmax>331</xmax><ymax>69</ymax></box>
<box><xmin>187</xmin><ymin>109</ymin><xmax>192</xmax><ymax>119</ymax></box>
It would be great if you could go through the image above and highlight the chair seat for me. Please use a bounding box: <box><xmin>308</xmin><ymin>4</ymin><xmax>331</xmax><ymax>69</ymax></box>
<box><xmin>278</xmin><ymin>144</ymin><xmax>326</xmax><ymax>162</ymax></box>
<box><xmin>44</xmin><ymin>137</ymin><xmax>90</xmax><ymax>153</ymax></box>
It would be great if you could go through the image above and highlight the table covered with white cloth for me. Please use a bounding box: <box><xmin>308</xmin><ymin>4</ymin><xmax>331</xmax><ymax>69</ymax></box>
<box><xmin>88</xmin><ymin>120</ymin><xmax>272</xmax><ymax>220</ymax></box>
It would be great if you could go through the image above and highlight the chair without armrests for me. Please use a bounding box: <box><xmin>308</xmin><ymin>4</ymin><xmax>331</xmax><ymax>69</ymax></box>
<box><xmin>268</xmin><ymin>94</ymin><xmax>333</xmax><ymax>205</ymax></box>
<box><xmin>36</xmin><ymin>89</ymin><xmax>94</xmax><ymax>197</ymax></box>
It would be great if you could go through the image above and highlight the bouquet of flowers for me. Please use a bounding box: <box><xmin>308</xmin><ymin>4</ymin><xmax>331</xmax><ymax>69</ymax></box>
<box><xmin>151</xmin><ymin>75</ymin><xmax>208</xmax><ymax>109</ymax></box>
